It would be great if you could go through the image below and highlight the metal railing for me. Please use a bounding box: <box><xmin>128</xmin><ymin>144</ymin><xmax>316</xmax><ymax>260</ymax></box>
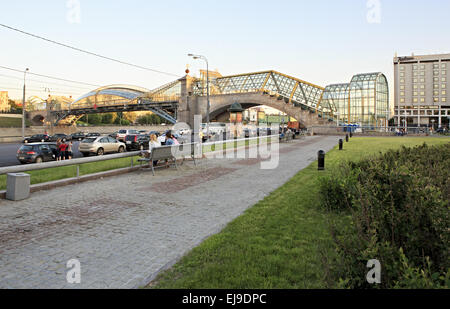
<box><xmin>0</xmin><ymin>151</ymin><xmax>141</xmax><ymax>176</ymax></box>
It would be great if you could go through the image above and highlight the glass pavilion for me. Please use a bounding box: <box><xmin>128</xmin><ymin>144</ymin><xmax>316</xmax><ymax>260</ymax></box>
<box><xmin>320</xmin><ymin>72</ymin><xmax>389</xmax><ymax>127</ymax></box>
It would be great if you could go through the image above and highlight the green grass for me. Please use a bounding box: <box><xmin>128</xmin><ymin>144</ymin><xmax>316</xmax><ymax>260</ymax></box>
<box><xmin>0</xmin><ymin>116</ymin><xmax>31</xmax><ymax>128</ymax></box>
<box><xmin>149</xmin><ymin>136</ymin><xmax>450</xmax><ymax>289</ymax></box>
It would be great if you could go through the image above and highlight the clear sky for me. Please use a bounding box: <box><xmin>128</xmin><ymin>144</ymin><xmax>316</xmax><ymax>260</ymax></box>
<box><xmin>1</xmin><ymin>0</ymin><xmax>450</xmax><ymax>101</ymax></box>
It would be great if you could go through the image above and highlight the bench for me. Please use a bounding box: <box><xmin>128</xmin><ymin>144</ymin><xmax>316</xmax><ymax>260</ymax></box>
<box><xmin>138</xmin><ymin>143</ymin><xmax>199</xmax><ymax>176</ymax></box>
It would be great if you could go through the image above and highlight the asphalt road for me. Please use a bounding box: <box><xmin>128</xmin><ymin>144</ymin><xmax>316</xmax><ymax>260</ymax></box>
<box><xmin>0</xmin><ymin>141</ymin><xmax>84</xmax><ymax>167</ymax></box>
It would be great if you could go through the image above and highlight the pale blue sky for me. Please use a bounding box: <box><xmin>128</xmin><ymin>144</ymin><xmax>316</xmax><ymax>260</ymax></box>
<box><xmin>1</xmin><ymin>0</ymin><xmax>450</xmax><ymax>100</ymax></box>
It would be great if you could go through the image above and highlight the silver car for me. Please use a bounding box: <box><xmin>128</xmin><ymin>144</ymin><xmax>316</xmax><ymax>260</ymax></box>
<box><xmin>79</xmin><ymin>136</ymin><xmax>126</xmax><ymax>157</ymax></box>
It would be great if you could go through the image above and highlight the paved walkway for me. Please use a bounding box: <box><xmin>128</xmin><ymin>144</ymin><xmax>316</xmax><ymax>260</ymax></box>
<box><xmin>0</xmin><ymin>136</ymin><xmax>338</xmax><ymax>289</ymax></box>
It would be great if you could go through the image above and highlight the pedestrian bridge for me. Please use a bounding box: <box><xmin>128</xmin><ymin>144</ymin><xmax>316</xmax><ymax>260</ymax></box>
<box><xmin>40</xmin><ymin>70</ymin><xmax>337</xmax><ymax>128</ymax></box>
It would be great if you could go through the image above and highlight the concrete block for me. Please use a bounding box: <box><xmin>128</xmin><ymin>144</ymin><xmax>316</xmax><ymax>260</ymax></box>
<box><xmin>6</xmin><ymin>173</ymin><xmax>30</xmax><ymax>201</ymax></box>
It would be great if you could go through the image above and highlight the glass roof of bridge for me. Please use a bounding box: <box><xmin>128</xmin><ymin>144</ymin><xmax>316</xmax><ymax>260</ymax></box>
<box><xmin>72</xmin><ymin>85</ymin><xmax>151</xmax><ymax>105</ymax></box>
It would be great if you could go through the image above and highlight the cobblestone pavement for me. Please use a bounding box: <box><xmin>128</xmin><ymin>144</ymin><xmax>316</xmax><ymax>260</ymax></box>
<box><xmin>0</xmin><ymin>136</ymin><xmax>338</xmax><ymax>289</ymax></box>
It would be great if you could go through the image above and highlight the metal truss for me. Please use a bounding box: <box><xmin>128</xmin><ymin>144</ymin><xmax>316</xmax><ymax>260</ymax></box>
<box><xmin>193</xmin><ymin>70</ymin><xmax>328</xmax><ymax>112</ymax></box>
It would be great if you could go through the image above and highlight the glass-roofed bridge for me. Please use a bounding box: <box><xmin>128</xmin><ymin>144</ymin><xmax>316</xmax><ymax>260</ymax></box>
<box><xmin>44</xmin><ymin>70</ymin><xmax>388</xmax><ymax>128</ymax></box>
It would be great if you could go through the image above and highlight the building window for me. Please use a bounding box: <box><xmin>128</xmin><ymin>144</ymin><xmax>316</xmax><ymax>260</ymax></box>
<box><xmin>420</xmin><ymin>98</ymin><xmax>425</xmax><ymax>103</ymax></box>
<box><xmin>434</xmin><ymin>97</ymin><xmax>439</xmax><ymax>103</ymax></box>
<box><xmin>400</xmin><ymin>98</ymin><xmax>405</xmax><ymax>103</ymax></box>
<box><xmin>420</xmin><ymin>91</ymin><xmax>425</xmax><ymax>96</ymax></box>
<box><xmin>443</xmin><ymin>90</ymin><xmax>447</xmax><ymax>95</ymax></box>
<box><xmin>434</xmin><ymin>63</ymin><xmax>439</xmax><ymax>69</ymax></box>
<box><xmin>443</xmin><ymin>63</ymin><xmax>447</xmax><ymax>69</ymax></box>
<box><xmin>420</xmin><ymin>78</ymin><xmax>425</xmax><ymax>83</ymax></box>
<box><xmin>413</xmin><ymin>71</ymin><xmax>418</xmax><ymax>77</ymax></box>
<box><xmin>443</xmin><ymin>77</ymin><xmax>447</xmax><ymax>82</ymax></box>
<box><xmin>434</xmin><ymin>90</ymin><xmax>439</xmax><ymax>96</ymax></box>
<box><xmin>413</xmin><ymin>91</ymin><xmax>418</xmax><ymax>96</ymax></box>
<box><xmin>413</xmin><ymin>98</ymin><xmax>418</xmax><ymax>103</ymax></box>
<box><xmin>413</xmin><ymin>65</ymin><xmax>418</xmax><ymax>70</ymax></box>
<box><xmin>420</xmin><ymin>65</ymin><xmax>425</xmax><ymax>70</ymax></box>
<box><xmin>400</xmin><ymin>79</ymin><xmax>405</xmax><ymax>83</ymax></box>
<box><xmin>400</xmin><ymin>65</ymin><xmax>405</xmax><ymax>71</ymax></box>
<box><xmin>434</xmin><ymin>84</ymin><xmax>440</xmax><ymax>89</ymax></box>
<box><xmin>434</xmin><ymin>77</ymin><xmax>439</xmax><ymax>82</ymax></box>
<box><xmin>400</xmin><ymin>85</ymin><xmax>405</xmax><ymax>90</ymax></box>
<box><xmin>443</xmin><ymin>70</ymin><xmax>447</xmax><ymax>75</ymax></box>
<box><xmin>420</xmin><ymin>84</ymin><xmax>425</xmax><ymax>89</ymax></box>
<box><xmin>413</xmin><ymin>85</ymin><xmax>418</xmax><ymax>89</ymax></box>
<box><xmin>420</xmin><ymin>71</ymin><xmax>425</xmax><ymax>76</ymax></box>
<box><xmin>400</xmin><ymin>72</ymin><xmax>405</xmax><ymax>77</ymax></box>
<box><xmin>443</xmin><ymin>84</ymin><xmax>447</xmax><ymax>89</ymax></box>
<box><xmin>443</xmin><ymin>98</ymin><xmax>447</xmax><ymax>102</ymax></box>
<box><xmin>400</xmin><ymin>91</ymin><xmax>405</xmax><ymax>96</ymax></box>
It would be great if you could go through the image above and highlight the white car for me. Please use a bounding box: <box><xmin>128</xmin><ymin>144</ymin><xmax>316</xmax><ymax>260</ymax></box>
<box><xmin>116</xmin><ymin>129</ymin><xmax>139</xmax><ymax>141</ymax></box>
<box><xmin>79</xmin><ymin>136</ymin><xmax>126</xmax><ymax>156</ymax></box>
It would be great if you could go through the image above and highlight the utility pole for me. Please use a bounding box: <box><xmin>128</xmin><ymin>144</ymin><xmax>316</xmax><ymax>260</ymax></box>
<box><xmin>22</xmin><ymin>68</ymin><xmax>29</xmax><ymax>139</ymax></box>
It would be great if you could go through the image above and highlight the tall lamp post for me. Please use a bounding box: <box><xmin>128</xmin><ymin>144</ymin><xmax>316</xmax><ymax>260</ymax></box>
<box><xmin>188</xmin><ymin>53</ymin><xmax>210</xmax><ymax>140</ymax></box>
<box><xmin>22</xmin><ymin>68</ymin><xmax>29</xmax><ymax>139</ymax></box>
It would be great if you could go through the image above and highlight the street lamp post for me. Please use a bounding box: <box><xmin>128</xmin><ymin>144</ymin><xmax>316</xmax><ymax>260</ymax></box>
<box><xmin>188</xmin><ymin>53</ymin><xmax>210</xmax><ymax>140</ymax></box>
<box><xmin>22</xmin><ymin>68</ymin><xmax>29</xmax><ymax>139</ymax></box>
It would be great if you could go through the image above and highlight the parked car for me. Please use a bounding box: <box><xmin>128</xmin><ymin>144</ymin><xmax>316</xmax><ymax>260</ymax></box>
<box><xmin>86</xmin><ymin>132</ymin><xmax>101</xmax><ymax>138</ymax></box>
<box><xmin>125</xmin><ymin>134</ymin><xmax>150</xmax><ymax>151</ymax></box>
<box><xmin>70</xmin><ymin>132</ymin><xmax>87</xmax><ymax>141</ymax></box>
<box><xmin>78</xmin><ymin>135</ymin><xmax>126</xmax><ymax>156</ymax></box>
<box><xmin>22</xmin><ymin>134</ymin><xmax>50</xmax><ymax>144</ymax></box>
<box><xmin>116</xmin><ymin>129</ymin><xmax>140</xmax><ymax>141</ymax></box>
<box><xmin>138</xmin><ymin>130</ymin><xmax>147</xmax><ymax>134</ymax></box>
<box><xmin>49</xmin><ymin>133</ymin><xmax>70</xmax><ymax>142</ymax></box>
<box><xmin>109</xmin><ymin>132</ymin><xmax>119</xmax><ymax>140</ymax></box>
<box><xmin>17</xmin><ymin>142</ymin><xmax>58</xmax><ymax>164</ymax></box>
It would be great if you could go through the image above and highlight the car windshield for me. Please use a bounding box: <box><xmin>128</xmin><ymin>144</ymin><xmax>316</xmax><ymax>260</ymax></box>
<box><xmin>82</xmin><ymin>138</ymin><xmax>97</xmax><ymax>143</ymax></box>
<box><xmin>125</xmin><ymin>135</ymin><xmax>137</xmax><ymax>141</ymax></box>
<box><xmin>119</xmin><ymin>130</ymin><xmax>127</xmax><ymax>134</ymax></box>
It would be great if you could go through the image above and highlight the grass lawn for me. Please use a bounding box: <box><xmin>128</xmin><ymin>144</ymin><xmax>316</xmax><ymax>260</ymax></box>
<box><xmin>0</xmin><ymin>116</ymin><xmax>31</xmax><ymax>128</ymax></box>
<box><xmin>149</xmin><ymin>136</ymin><xmax>450</xmax><ymax>289</ymax></box>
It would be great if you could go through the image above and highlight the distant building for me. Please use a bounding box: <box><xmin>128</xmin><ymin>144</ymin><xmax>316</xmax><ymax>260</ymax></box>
<box><xmin>394</xmin><ymin>53</ymin><xmax>450</xmax><ymax>128</ymax></box>
<box><xmin>0</xmin><ymin>91</ymin><xmax>10</xmax><ymax>112</ymax></box>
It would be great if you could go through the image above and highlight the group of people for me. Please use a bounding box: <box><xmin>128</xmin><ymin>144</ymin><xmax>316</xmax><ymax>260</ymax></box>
<box><xmin>55</xmin><ymin>139</ymin><xmax>73</xmax><ymax>161</ymax></box>
<box><xmin>143</xmin><ymin>131</ymin><xmax>179</xmax><ymax>167</ymax></box>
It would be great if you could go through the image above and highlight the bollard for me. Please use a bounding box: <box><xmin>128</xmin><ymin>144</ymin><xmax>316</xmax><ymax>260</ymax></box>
<box><xmin>318</xmin><ymin>150</ymin><xmax>325</xmax><ymax>171</ymax></box>
<box><xmin>350</xmin><ymin>132</ymin><xmax>353</xmax><ymax>138</ymax></box>
<box><xmin>339</xmin><ymin>139</ymin><xmax>343</xmax><ymax>150</ymax></box>
<box><xmin>346</xmin><ymin>134</ymin><xmax>349</xmax><ymax>142</ymax></box>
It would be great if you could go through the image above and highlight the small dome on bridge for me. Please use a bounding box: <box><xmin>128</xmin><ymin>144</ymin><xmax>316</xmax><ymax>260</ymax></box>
<box><xmin>229</xmin><ymin>102</ymin><xmax>244</xmax><ymax>113</ymax></box>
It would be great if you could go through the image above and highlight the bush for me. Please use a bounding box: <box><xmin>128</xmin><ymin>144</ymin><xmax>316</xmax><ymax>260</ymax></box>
<box><xmin>320</xmin><ymin>143</ymin><xmax>450</xmax><ymax>288</ymax></box>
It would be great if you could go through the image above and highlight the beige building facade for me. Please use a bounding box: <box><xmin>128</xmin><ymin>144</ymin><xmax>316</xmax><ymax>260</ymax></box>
<box><xmin>394</xmin><ymin>53</ymin><xmax>450</xmax><ymax>128</ymax></box>
<box><xmin>0</xmin><ymin>91</ymin><xmax>10</xmax><ymax>112</ymax></box>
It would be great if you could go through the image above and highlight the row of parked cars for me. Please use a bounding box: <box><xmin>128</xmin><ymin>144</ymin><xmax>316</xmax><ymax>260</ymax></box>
<box><xmin>22</xmin><ymin>132</ymin><xmax>101</xmax><ymax>144</ymax></box>
<box><xmin>17</xmin><ymin>129</ymin><xmax>187</xmax><ymax>164</ymax></box>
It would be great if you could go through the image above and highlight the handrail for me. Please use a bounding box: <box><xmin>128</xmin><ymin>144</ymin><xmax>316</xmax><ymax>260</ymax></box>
<box><xmin>0</xmin><ymin>151</ymin><xmax>141</xmax><ymax>176</ymax></box>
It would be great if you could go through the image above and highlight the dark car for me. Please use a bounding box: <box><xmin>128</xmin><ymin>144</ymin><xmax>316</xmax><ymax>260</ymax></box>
<box><xmin>125</xmin><ymin>134</ymin><xmax>150</xmax><ymax>151</ymax></box>
<box><xmin>22</xmin><ymin>134</ymin><xmax>50</xmax><ymax>144</ymax></box>
<box><xmin>50</xmin><ymin>133</ymin><xmax>69</xmax><ymax>142</ymax></box>
<box><xmin>86</xmin><ymin>133</ymin><xmax>101</xmax><ymax>138</ymax></box>
<box><xmin>70</xmin><ymin>132</ymin><xmax>87</xmax><ymax>141</ymax></box>
<box><xmin>17</xmin><ymin>143</ymin><xmax>58</xmax><ymax>164</ymax></box>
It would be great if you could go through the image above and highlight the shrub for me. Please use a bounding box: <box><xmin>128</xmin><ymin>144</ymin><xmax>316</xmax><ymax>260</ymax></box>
<box><xmin>321</xmin><ymin>143</ymin><xmax>450</xmax><ymax>288</ymax></box>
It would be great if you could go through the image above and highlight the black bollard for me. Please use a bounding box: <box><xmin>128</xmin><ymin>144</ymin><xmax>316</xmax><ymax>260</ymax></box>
<box><xmin>339</xmin><ymin>139</ymin><xmax>343</xmax><ymax>150</ymax></box>
<box><xmin>318</xmin><ymin>150</ymin><xmax>325</xmax><ymax>171</ymax></box>
<box><xmin>346</xmin><ymin>134</ymin><xmax>349</xmax><ymax>142</ymax></box>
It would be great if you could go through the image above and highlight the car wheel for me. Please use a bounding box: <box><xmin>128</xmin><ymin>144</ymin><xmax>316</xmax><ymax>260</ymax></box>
<box><xmin>118</xmin><ymin>146</ymin><xmax>125</xmax><ymax>153</ymax></box>
<box><xmin>97</xmin><ymin>148</ymin><xmax>104</xmax><ymax>156</ymax></box>
<box><xmin>35</xmin><ymin>157</ymin><xmax>43</xmax><ymax>164</ymax></box>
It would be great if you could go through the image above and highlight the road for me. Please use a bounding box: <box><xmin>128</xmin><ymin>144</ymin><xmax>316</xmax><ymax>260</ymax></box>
<box><xmin>0</xmin><ymin>142</ymin><xmax>84</xmax><ymax>167</ymax></box>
